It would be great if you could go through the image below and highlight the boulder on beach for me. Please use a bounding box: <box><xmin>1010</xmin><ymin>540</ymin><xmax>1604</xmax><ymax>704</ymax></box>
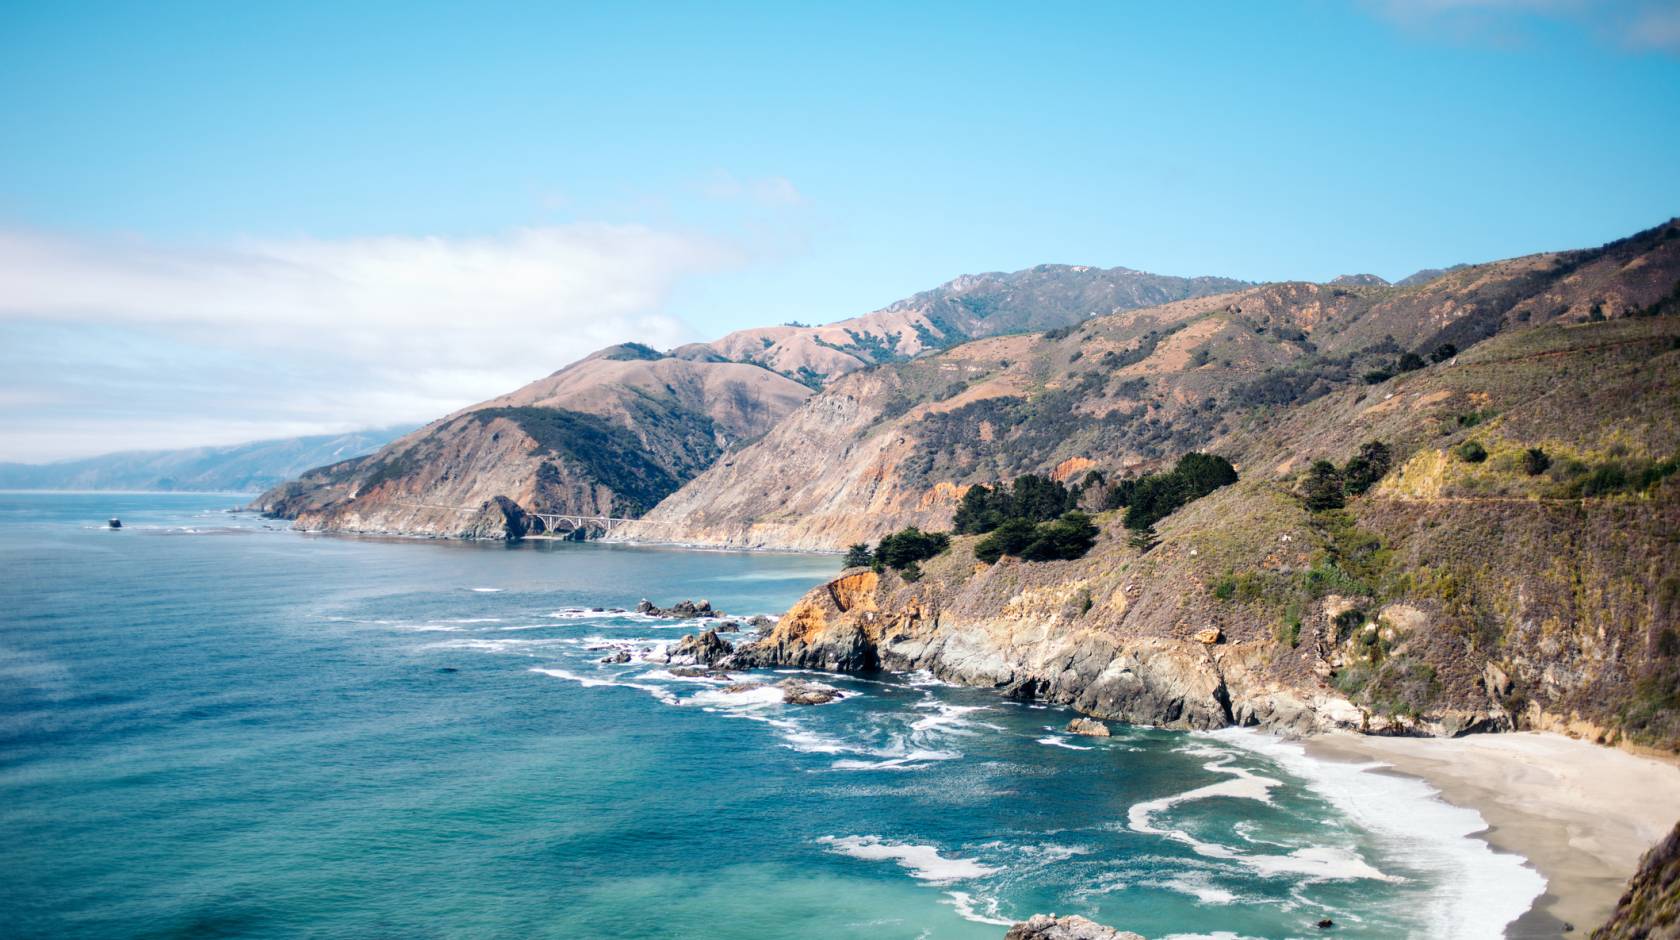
<box><xmin>1066</xmin><ymin>718</ymin><xmax>1111</xmax><ymax>737</ymax></box>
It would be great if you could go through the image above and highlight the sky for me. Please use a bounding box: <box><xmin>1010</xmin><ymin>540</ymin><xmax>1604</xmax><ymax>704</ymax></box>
<box><xmin>1</xmin><ymin>0</ymin><xmax>1677</xmax><ymax>462</ymax></box>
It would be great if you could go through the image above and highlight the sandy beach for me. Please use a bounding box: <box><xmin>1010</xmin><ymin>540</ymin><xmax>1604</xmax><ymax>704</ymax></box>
<box><xmin>1305</xmin><ymin>732</ymin><xmax>1680</xmax><ymax>937</ymax></box>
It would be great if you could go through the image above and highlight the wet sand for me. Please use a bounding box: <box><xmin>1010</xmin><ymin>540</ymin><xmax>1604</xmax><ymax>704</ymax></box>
<box><xmin>1305</xmin><ymin>731</ymin><xmax>1680</xmax><ymax>937</ymax></box>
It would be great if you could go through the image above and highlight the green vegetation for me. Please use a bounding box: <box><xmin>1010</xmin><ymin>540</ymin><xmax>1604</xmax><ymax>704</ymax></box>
<box><xmin>1429</xmin><ymin>342</ymin><xmax>1457</xmax><ymax>363</ymax></box>
<box><xmin>1548</xmin><ymin>454</ymin><xmax>1680</xmax><ymax>497</ymax></box>
<box><xmin>1343</xmin><ymin>441</ymin><xmax>1393</xmax><ymax>495</ymax></box>
<box><xmin>954</xmin><ymin>474</ymin><xmax>1076</xmax><ymax>534</ymax></box>
<box><xmin>1456</xmin><ymin>440</ymin><xmax>1488</xmax><ymax>463</ymax></box>
<box><xmin>974</xmin><ymin>511</ymin><xmax>1099</xmax><ymax>564</ymax></box>
<box><xmin>842</xmin><ymin>543</ymin><xmax>873</xmax><ymax>568</ymax></box>
<box><xmin>1114</xmin><ymin>452</ymin><xmax>1239</xmax><ymax>531</ymax></box>
<box><xmin>1523</xmin><ymin>447</ymin><xmax>1551</xmax><ymax>476</ymax></box>
<box><xmin>1301</xmin><ymin>460</ymin><xmax>1345</xmax><ymax>511</ymax></box>
<box><xmin>870</xmin><ymin>527</ymin><xmax>950</xmax><ymax>572</ymax></box>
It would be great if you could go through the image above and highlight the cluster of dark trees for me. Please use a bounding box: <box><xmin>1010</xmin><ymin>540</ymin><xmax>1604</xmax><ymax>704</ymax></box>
<box><xmin>953</xmin><ymin>474</ymin><xmax>1077</xmax><ymax>533</ymax></box>
<box><xmin>1362</xmin><ymin>343</ymin><xmax>1457</xmax><ymax>385</ymax></box>
<box><xmin>843</xmin><ymin>527</ymin><xmax>950</xmax><ymax>580</ymax></box>
<box><xmin>1109</xmin><ymin>452</ymin><xmax>1239</xmax><ymax>531</ymax></box>
<box><xmin>974</xmin><ymin>511</ymin><xmax>1099</xmax><ymax>564</ymax></box>
<box><xmin>1301</xmin><ymin>441</ymin><xmax>1393</xmax><ymax>511</ymax></box>
<box><xmin>954</xmin><ymin>474</ymin><xmax>1099</xmax><ymax>564</ymax></box>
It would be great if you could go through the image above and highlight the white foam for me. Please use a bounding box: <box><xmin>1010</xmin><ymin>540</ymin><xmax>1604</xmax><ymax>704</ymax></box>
<box><xmin>909</xmin><ymin>701</ymin><xmax>989</xmax><ymax>733</ymax></box>
<box><xmin>1147</xmin><ymin>872</ymin><xmax>1238</xmax><ymax>905</ymax></box>
<box><xmin>817</xmin><ymin>835</ymin><xmax>999</xmax><ymax>883</ymax></box>
<box><xmin>467</xmin><ymin>587</ymin><xmax>502</xmax><ymax>593</ymax></box>
<box><xmin>529</xmin><ymin>666</ymin><xmax>677</xmax><ymax>705</ymax></box>
<box><xmin>942</xmin><ymin>890</ymin><xmax>1014</xmax><ymax>926</ymax></box>
<box><xmin>688</xmin><ymin>685</ymin><xmax>786</xmax><ymax>708</ymax></box>
<box><xmin>831</xmin><ymin>749</ymin><xmax>962</xmax><ymax>771</ymax></box>
<box><xmin>1038</xmin><ymin>735</ymin><xmax>1094</xmax><ymax>751</ymax></box>
<box><xmin>1209</xmin><ymin>728</ymin><xmax>1546</xmax><ymax>939</ymax></box>
<box><xmin>1126</xmin><ymin>747</ymin><xmax>1396</xmax><ymax>883</ymax></box>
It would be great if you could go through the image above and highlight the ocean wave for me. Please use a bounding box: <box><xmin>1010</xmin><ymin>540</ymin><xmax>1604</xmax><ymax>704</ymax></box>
<box><xmin>528</xmin><ymin>666</ymin><xmax>678</xmax><ymax>705</ymax></box>
<box><xmin>817</xmin><ymin>835</ymin><xmax>1000</xmax><ymax>883</ymax></box>
<box><xmin>1208</xmin><ymin>728</ymin><xmax>1545</xmax><ymax>940</ymax></box>
<box><xmin>1037</xmin><ymin>735</ymin><xmax>1094</xmax><ymax>751</ymax></box>
<box><xmin>942</xmin><ymin>890</ymin><xmax>1014</xmax><ymax>926</ymax></box>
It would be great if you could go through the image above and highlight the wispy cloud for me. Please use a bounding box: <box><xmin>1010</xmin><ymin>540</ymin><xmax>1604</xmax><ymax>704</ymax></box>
<box><xmin>700</xmin><ymin>172</ymin><xmax>807</xmax><ymax>207</ymax></box>
<box><xmin>1366</xmin><ymin>0</ymin><xmax>1680</xmax><ymax>53</ymax></box>
<box><xmin>0</xmin><ymin>224</ymin><xmax>741</xmax><ymax>461</ymax></box>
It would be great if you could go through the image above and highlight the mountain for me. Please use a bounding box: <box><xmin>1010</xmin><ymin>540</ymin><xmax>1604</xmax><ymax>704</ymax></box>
<box><xmin>257</xmin><ymin>264</ymin><xmax>1250</xmax><ymax>539</ymax></box>
<box><xmin>661</xmin><ymin>218</ymin><xmax>1680</xmax><ymax>757</ymax></box>
<box><xmin>625</xmin><ymin>219</ymin><xmax>1680</xmax><ymax>549</ymax></box>
<box><xmin>693</xmin><ymin>264</ymin><xmax>1248</xmax><ymax>388</ymax></box>
<box><xmin>0</xmin><ymin>426</ymin><xmax>412</xmax><ymax>493</ymax></box>
<box><xmin>253</xmin><ymin>345</ymin><xmax>810</xmax><ymax>538</ymax></box>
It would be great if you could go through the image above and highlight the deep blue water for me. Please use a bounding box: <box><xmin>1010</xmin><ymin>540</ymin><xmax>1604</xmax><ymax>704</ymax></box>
<box><xmin>0</xmin><ymin>492</ymin><xmax>1541</xmax><ymax>938</ymax></box>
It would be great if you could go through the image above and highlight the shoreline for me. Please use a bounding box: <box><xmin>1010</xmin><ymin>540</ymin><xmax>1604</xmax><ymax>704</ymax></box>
<box><xmin>1302</xmin><ymin>731</ymin><xmax>1680</xmax><ymax>937</ymax></box>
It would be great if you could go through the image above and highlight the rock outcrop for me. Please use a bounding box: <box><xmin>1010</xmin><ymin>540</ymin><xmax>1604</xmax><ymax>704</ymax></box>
<box><xmin>1065</xmin><ymin>718</ymin><xmax>1110</xmax><ymax>737</ymax></box>
<box><xmin>1005</xmin><ymin>914</ymin><xmax>1143</xmax><ymax>940</ymax></box>
<box><xmin>1595</xmin><ymin>822</ymin><xmax>1680</xmax><ymax>939</ymax></box>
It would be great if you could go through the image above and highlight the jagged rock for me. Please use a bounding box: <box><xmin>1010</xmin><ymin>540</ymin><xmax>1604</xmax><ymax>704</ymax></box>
<box><xmin>1316</xmin><ymin>918</ymin><xmax>1335</xmax><ymax>929</ymax></box>
<box><xmin>747</xmin><ymin>615</ymin><xmax>776</xmax><ymax>630</ymax></box>
<box><xmin>637</xmin><ymin>598</ymin><xmax>722</xmax><ymax>619</ymax></box>
<box><xmin>1005</xmin><ymin>914</ymin><xmax>1143</xmax><ymax>940</ymax></box>
<box><xmin>1066</xmin><ymin>717</ymin><xmax>1110</xmax><ymax>737</ymax></box>
<box><xmin>670</xmin><ymin>629</ymin><xmax>731</xmax><ymax>665</ymax></box>
<box><xmin>599</xmin><ymin>650</ymin><xmax>631</xmax><ymax>664</ymax></box>
<box><xmin>724</xmin><ymin>681</ymin><xmax>767</xmax><ymax>694</ymax></box>
<box><xmin>778</xmin><ymin>678</ymin><xmax>843</xmax><ymax>705</ymax></box>
<box><xmin>666</xmin><ymin>666</ymin><xmax>708</xmax><ymax>677</ymax></box>
<box><xmin>1194</xmin><ymin>627</ymin><xmax>1222</xmax><ymax>645</ymax></box>
<box><xmin>716</xmin><ymin>621</ymin><xmax>741</xmax><ymax>633</ymax></box>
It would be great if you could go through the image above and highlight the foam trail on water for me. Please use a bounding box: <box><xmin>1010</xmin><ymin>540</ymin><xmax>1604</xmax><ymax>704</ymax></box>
<box><xmin>817</xmin><ymin>835</ymin><xmax>1000</xmax><ymax>882</ymax></box>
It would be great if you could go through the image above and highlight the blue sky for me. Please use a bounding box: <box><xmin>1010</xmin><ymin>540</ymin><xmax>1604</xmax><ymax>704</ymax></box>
<box><xmin>1</xmin><ymin>0</ymin><xmax>1677</xmax><ymax>460</ymax></box>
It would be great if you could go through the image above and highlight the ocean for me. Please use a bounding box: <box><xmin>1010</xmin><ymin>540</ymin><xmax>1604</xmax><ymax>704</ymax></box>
<box><xmin>0</xmin><ymin>491</ymin><xmax>1542</xmax><ymax>939</ymax></box>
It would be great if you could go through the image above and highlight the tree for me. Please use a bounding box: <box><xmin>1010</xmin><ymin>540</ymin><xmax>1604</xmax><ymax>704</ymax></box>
<box><xmin>874</xmin><ymin>527</ymin><xmax>950</xmax><ymax>570</ymax></box>
<box><xmin>1019</xmin><ymin>511</ymin><xmax>1099</xmax><ymax>562</ymax></box>
<box><xmin>1122</xmin><ymin>452</ymin><xmax>1238</xmax><ymax>531</ymax></box>
<box><xmin>1396</xmin><ymin>352</ymin><xmax>1426</xmax><ymax>373</ymax></box>
<box><xmin>1457</xmin><ymin>441</ymin><xmax>1488</xmax><ymax>463</ymax></box>
<box><xmin>1523</xmin><ymin>447</ymin><xmax>1550</xmax><ymax>476</ymax></box>
<box><xmin>1362</xmin><ymin>368</ymin><xmax>1393</xmax><ymax>385</ymax></box>
<box><xmin>1343</xmin><ymin>441</ymin><xmax>1392</xmax><ymax>495</ymax></box>
<box><xmin>1127</xmin><ymin>525</ymin><xmax>1160</xmax><ymax>553</ymax></box>
<box><xmin>1301</xmin><ymin>460</ymin><xmax>1345</xmax><ymax>511</ymax></box>
<box><xmin>974</xmin><ymin>517</ymin><xmax>1038</xmax><ymax>564</ymax></box>
<box><xmin>843</xmin><ymin>543</ymin><xmax>873</xmax><ymax>568</ymax></box>
<box><xmin>1429</xmin><ymin>343</ymin><xmax>1457</xmax><ymax>364</ymax></box>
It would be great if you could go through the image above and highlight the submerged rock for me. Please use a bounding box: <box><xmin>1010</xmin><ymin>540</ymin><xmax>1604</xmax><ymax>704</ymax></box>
<box><xmin>724</xmin><ymin>681</ymin><xmax>767</xmax><ymax>694</ymax></box>
<box><xmin>1005</xmin><ymin>914</ymin><xmax>1143</xmax><ymax>940</ymax></box>
<box><xmin>1065</xmin><ymin>717</ymin><xmax>1111</xmax><ymax>737</ymax></box>
<box><xmin>599</xmin><ymin>650</ymin><xmax>631</xmax><ymax>664</ymax></box>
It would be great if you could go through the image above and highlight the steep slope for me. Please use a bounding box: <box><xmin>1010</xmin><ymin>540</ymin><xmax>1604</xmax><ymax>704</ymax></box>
<box><xmin>253</xmin><ymin>345</ymin><xmax>809</xmax><ymax>539</ymax></box>
<box><xmin>1596</xmin><ymin>822</ymin><xmax>1680</xmax><ymax>939</ymax></box>
<box><xmin>0</xmin><ymin>426</ymin><xmax>411</xmax><ymax>493</ymax></box>
<box><xmin>694</xmin><ymin>264</ymin><xmax>1249</xmax><ymax>387</ymax></box>
<box><xmin>731</xmin><ymin>312</ymin><xmax>1680</xmax><ymax>752</ymax></box>
<box><xmin>628</xmin><ymin>218</ymin><xmax>1680</xmax><ymax>550</ymax></box>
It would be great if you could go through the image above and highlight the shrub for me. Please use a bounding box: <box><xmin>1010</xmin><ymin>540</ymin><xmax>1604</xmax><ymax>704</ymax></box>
<box><xmin>974</xmin><ymin>517</ymin><xmax>1036</xmax><ymax>564</ymax></box>
<box><xmin>1127</xmin><ymin>525</ymin><xmax>1160</xmax><ymax>553</ymax></box>
<box><xmin>843</xmin><ymin>543</ymin><xmax>874</xmax><ymax>568</ymax></box>
<box><xmin>873</xmin><ymin>527</ymin><xmax>950</xmax><ymax>570</ymax></box>
<box><xmin>1121</xmin><ymin>452</ymin><xmax>1239</xmax><ymax>531</ymax></box>
<box><xmin>1396</xmin><ymin>352</ymin><xmax>1426</xmax><ymax>372</ymax></box>
<box><xmin>1429</xmin><ymin>343</ymin><xmax>1457</xmax><ymax>363</ymax></box>
<box><xmin>1343</xmin><ymin>441</ymin><xmax>1392</xmax><ymax>495</ymax></box>
<box><xmin>1456</xmin><ymin>441</ymin><xmax>1488</xmax><ymax>463</ymax></box>
<box><xmin>1301</xmin><ymin>460</ymin><xmax>1346</xmax><ymax>511</ymax></box>
<box><xmin>1523</xmin><ymin>448</ymin><xmax>1550</xmax><ymax>476</ymax></box>
<box><xmin>1362</xmin><ymin>369</ymin><xmax>1393</xmax><ymax>385</ymax></box>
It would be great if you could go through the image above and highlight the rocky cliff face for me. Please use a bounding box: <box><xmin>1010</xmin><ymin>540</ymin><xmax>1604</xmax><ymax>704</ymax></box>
<box><xmin>626</xmin><ymin>219</ymin><xmax>1680</xmax><ymax>550</ymax></box>
<box><xmin>720</xmin><ymin>266</ymin><xmax>1680</xmax><ymax>749</ymax></box>
<box><xmin>253</xmin><ymin>347</ymin><xmax>810</xmax><ymax>539</ymax></box>
<box><xmin>1595</xmin><ymin>822</ymin><xmax>1680</xmax><ymax>939</ymax></box>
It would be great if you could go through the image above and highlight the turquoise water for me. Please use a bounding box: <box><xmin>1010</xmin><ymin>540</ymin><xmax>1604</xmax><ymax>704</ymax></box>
<box><xmin>0</xmin><ymin>492</ymin><xmax>1541</xmax><ymax>939</ymax></box>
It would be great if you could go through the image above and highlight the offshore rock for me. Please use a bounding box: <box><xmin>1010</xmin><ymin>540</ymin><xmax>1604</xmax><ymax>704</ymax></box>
<box><xmin>777</xmin><ymin>678</ymin><xmax>843</xmax><ymax>705</ymax></box>
<box><xmin>637</xmin><ymin>598</ymin><xmax>720</xmax><ymax>619</ymax></box>
<box><xmin>1005</xmin><ymin>914</ymin><xmax>1143</xmax><ymax>940</ymax></box>
<box><xmin>1065</xmin><ymin>718</ymin><xmax>1110</xmax><ymax>737</ymax></box>
<box><xmin>669</xmin><ymin>629</ymin><xmax>731</xmax><ymax>666</ymax></box>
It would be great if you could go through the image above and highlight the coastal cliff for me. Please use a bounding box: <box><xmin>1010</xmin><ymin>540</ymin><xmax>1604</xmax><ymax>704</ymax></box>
<box><xmin>625</xmin><ymin>219</ymin><xmax>1680</xmax><ymax>551</ymax></box>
